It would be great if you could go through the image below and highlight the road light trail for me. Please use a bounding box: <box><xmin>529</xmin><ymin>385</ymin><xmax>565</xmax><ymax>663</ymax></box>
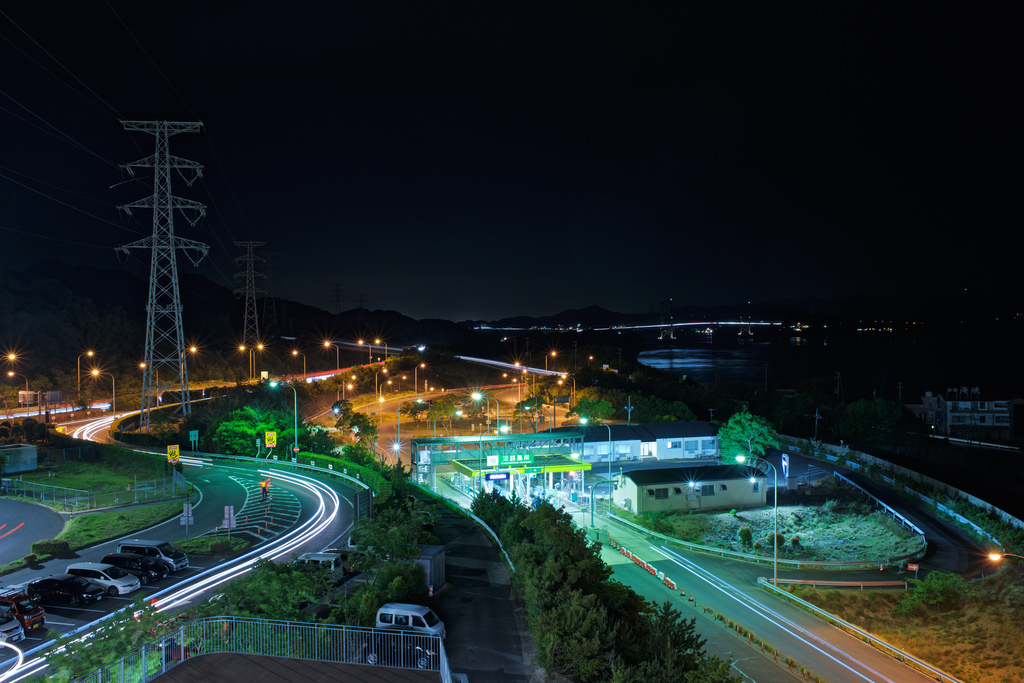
<box><xmin>650</xmin><ymin>544</ymin><xmax>913</xmax><ymax>683</ymax></box>
<box><xmin>2</xmin><ymin>466</ymin><xmax>343</xmax><ymax>681</ymax></box>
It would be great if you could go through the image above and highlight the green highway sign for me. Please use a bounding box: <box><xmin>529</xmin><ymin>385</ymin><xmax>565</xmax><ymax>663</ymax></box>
<box><xmin>524</xmin><ymin>467</ymin><xmax>543</xmax><ymax>474</ymax></box>
<box><xmin>486</xmin><ymin>453</ymin><xmax>535</xmax><ymax>467</ymax></box>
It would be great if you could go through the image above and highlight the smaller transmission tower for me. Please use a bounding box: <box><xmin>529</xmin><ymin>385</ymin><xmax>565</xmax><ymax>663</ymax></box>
<box><xmin>233</xmin><ymin>241</ymin><xmax>266</xmax><ymax>349</ymax></box>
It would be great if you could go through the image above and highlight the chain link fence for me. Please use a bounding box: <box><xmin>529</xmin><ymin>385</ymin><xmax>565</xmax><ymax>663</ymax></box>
<box><xmin>1</xmin><ymin>470</ymin><xmax>188</xmax><ymax>511</ymax></box>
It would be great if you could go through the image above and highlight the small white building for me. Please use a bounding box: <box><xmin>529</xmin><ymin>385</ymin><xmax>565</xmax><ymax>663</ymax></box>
<box><xmin>554</xmin><ymin>422</ymin><xmax>719</xmax><ymax>464</ymax></box>
<box><xmin>614</xmin><ymin>464</ymin><xmax>765</xmax><ymax>514</ymax></box>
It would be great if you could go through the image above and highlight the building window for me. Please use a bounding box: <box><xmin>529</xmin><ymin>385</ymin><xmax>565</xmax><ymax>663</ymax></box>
<box><xmin>701</xmin><ymin>484</ymin><xmax>715</xmax><ymax>496</ymax></box>
<box><xmin>647</xmin><ymin>489</ymin><xmax>655</xmax><ymax>497</ymax></box>
<box><xmin>751</xmin><ymin>482</ymin><xmax>760</xmax><ymax>493</ymax></box>
<box><xmin>655</xmin><ymin>488</ymin><xmax>668</xmax><ymax>499</ymax></box>
<box><xmin>720</xmin><ymin>484</ymin><xmax>728</xmax><ymax>491</ymax></box>
<box><xmin>667</xmin><ymin>441</ymin><xmax>682</xmax><ymax>449</ymax></box>
<box><xmin>685</xmin><ymin>441</ymin><xmax>697</xmax><ymax>452</ymax></box>
<box><xmin>673</xmin><ymin>487</ymin><xmax>682</xmax><ymax>495</ymax></box>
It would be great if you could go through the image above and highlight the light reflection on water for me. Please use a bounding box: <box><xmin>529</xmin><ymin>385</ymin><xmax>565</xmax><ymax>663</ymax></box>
<box><xmin>638</xmin><ymin>346</ymin><xmax>772</xmax><ymax>385</ymax></box>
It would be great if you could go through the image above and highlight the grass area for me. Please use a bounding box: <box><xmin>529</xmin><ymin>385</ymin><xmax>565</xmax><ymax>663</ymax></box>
<box><xmin>630</xmin><ymin>481</ymin><xmax>923</xmax><ymax>563</ymax></box>
<box><xmin>173</xmin><ymin>536</ymin><xmax>249</xmax><ymax>556</ymax></box>
<box><xmin>0</xmin><ymin>502</ymin><xmax>184</xmax><ymax>576</ymax></box>
<box><xmin>22</xmin><ymin>459</ymin><xmax>157</xmax><ymax>490</ymax></box>
<box><xmin>791</xmin><ymin>569</ymin><xmax>1024</xmax><ymax>683</ymax></box>
<box><xmin>57</xmin><ymin>503</ymin><xmax>183</xmax><ymax>548</ymax></box>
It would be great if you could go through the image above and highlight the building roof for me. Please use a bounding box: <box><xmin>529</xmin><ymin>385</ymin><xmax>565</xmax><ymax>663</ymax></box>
<box><xmin>623</xmin><ymin>464</ymin><xmax>759</xmax><ymax>486</ymax></box>
<box><xmin>552</xmin><ymin>421</ymin><xmax>718</xmax><ymax>443</ymax></box>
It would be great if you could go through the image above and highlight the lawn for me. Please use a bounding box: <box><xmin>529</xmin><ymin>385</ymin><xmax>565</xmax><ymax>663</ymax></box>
<box><xmin>630</xmin><ymin>482</ymin><xmax>923</xmax><ymax>563</ymax></box>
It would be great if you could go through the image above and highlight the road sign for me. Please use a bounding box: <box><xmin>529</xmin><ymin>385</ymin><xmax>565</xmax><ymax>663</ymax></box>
<box><xmin>524</xmin><ymin>467</ymin><xmax>543</xmax><ymax>474</ymax></box>
<box><xmin>486</xmin><ymin>453</ymin><xmax>534</xmax><ymax>467</ymax></box>
<box><xmin>908</xmin><ymin>563</ymin><xmax>919</xmax><ymax>572</ymax></box>
<box><xmin>265</xmin><ymin>431</ymin><xmax>277</xmax><ymax>448</ymax></box>
<box><xmin>293</xmin><ymin>446</ymin><xmax>300</xmax><ymax>454</ymax></box>
<box><xmin>167</xmin><ymin>444</ymin><xmax>180</xmax><ymax>464</ymax></box>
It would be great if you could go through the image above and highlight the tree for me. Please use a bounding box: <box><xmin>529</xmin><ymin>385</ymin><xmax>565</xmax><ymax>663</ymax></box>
<box><xmin>568</xmin><ymin>396</ymin><xmax>614</xmax><ymax>423</ymax></box>
<box><xmin>717</xmin><ymin>411</ymin><xmax>780</xmax><ymax>460</ymax></box>
<box><xmin>346</xmin><ymin>412</ymin><xmax>379</xmax><ymax>448</ymax></box>
<box><xmin>838</xmin><ymin>398</ymin><xmax>903</xmax><ymax>445</ymax></box>
<box><xmin>426</xmin><ymin>394</ymin><xmax>460</xmax><ymax>431</ymax></box>
<box><xmin>349</xmin><ymin>507</ymin><xmax>422</xmax><ymax>586</ymax></box>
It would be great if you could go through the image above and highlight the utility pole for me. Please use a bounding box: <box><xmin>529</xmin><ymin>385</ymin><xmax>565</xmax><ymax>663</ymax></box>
<box><xmin>116</xmin><ymin>120</ymin><xmax>208</xmax><ymax>430</ymax></box>
<box><xmin>233</xmin><ymin>241</ymin><xmax>266</xmax><ymax>351</ymax></box>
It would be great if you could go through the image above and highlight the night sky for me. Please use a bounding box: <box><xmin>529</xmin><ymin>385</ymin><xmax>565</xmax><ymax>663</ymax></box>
<box><xmin>0</xmin><ymin>4</ymin><xmax>1012</xmax><ymax>322</ymax></box>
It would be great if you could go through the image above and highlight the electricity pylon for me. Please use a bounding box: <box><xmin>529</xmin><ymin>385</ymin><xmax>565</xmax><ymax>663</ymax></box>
<box><xmin>116</xmin><ymin>120</ymin><xmax>208</xmax><ymax>430</ymax></box>
<box><xmin>233</xmin><ymin>241</ymin><xmax>266</xmax><ymax>349</ymax></box>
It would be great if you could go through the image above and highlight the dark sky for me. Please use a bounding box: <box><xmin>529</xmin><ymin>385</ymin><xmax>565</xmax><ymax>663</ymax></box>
<box><xmin>0</xmin><ymin>3</ymin><xmax>1012</xmax><ymax>321</ymax></box>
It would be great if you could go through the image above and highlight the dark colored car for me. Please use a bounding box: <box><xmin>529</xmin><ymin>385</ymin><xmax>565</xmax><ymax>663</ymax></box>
<box><xmin>101</xmin><ymin>552</ymin><xmax>170</xmax><ymax>584</ymax></box>
<box><xmin>363</xmin><ymin>631</ymin><xmax>438</xmax><ymax>669</ymax></box>
<box><xmin>0</xmin><ymin>590</ymin><xmax>46</xmax><ymax>632</ymax></box>
<box><xmin>27</xmin><ymin>574</ymin><xmax>105</xmax><ymax>607</ymax></box>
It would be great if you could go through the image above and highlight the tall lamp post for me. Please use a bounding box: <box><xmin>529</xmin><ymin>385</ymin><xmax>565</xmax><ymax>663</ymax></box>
<box><xmin>414</xmin><ymin>362</ymin><xmax>426</xmax><ymax>394</ymax></box>
<box><xmin>358</xmin><ymin>339</ymin><xmax>371</xmax><ymax>362</ymax></box>
<box><xmin>580</xmin><ymin>417</ymin><xmax>613</xmax><ymax>515</ymax></box>
<box><xmin>90</xmin><ymin>370</ymin><xmax>116</xmax><ymax>416</ymax></box>
<box><xmin>737</xmin><ymin>454</ymin><xmax>779</xmax><ymax>587</ymax></box>
<box><xmin>292</xmin><ymin>349</ymin><xmax>306</xmax><ymax>377</ymax></box>
<box><xmin>472</xmin><ymin>392</ymin><xmax>500</xmax><ymax>431</ymax></box>
<box><xmin>394</xmin><ymin>398</ymin><xmax>424</xmax><ymax>467</ymax></box>
<box><xmin>323</xmin><ymin>340</ymin><xmax>340</xmax><ymax>370</ymax></box>
<box><xmin>433</xmin><ymin>409</ymin><xmax>463</xmax><ymax>437</ymax></box>
<box><xmin>77</xmin><ymin>350</ymin><xmax>95</xmax><ymax>399</ymax></box>
<box><xmin>270</xmin><ymin>380</ymin><xmax>299</xmax><ymax>457</ymax></box>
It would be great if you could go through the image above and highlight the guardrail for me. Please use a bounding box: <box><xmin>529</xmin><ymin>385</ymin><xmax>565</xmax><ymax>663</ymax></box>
<box><xmin>75</xmin><ymin>616</ymin><xmax>451</xmax><ymax>683</ymax></box>
<box><xmin>759</xmin><ymin>578</ymin><xmax>963</xmax><ymax>683</ymax></box>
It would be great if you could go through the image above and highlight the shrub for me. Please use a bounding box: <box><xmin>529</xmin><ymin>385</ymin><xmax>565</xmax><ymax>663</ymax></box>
<box><xmin>738</xmin><ymin>525</ymin><xmax>753</xmax><ymax>547</ymax></box>
<box><xmin>790</xmin><ymin>535</ymin><xmax>801</xmax><ymax>548</ymax></box>
<box><xmin>31</xmin><ymin>539</ymin><xmax>70</xmax><ymax>555</ymax></box>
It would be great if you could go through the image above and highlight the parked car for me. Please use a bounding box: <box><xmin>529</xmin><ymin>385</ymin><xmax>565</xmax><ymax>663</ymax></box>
<box><xmin>0</xmin><ymin>610</ymin><xmax>24</xmax><ymax>643</ymax></box>
<box><xmin>101</xmin><ymin>552</ymin><xmax>170</xmax><ymax>584</ymax></box>
<box><xmin>27</xmin><ymin>575</ymin><xmax>104</xmax><ymax>607</ymax></box>
<box><xmin>116</xmin><ymin>539</ymin><xmax>189</xmax><ymax>572</ymax></box>
<box><xmin>0</xmin><ymin>590</ymin><xmax>45</xmax><ymax>632</ymax></box>
<box><xmin>362</xmin><ymin>630</ymin><xmax>437</xmax><ymax>669</ymax></box>
<box><xmin>65</xmin><ymin>563</ymin><xmax>141</xmax><ymax>596</ymax></box>
<box><xmin>374</xmin><ymin>603</ymin><xmax>446</xmax><ymax>638</ymax></box>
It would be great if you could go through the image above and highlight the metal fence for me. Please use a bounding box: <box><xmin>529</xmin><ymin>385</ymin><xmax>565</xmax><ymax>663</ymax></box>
<box><xmin>75</xmin><ymin>616</ymin><xmax>451</xmax><ymax>683</ymax></box>
<box><xmin>1</xmin><ymin>470</ymin><xmax>188</xmax><ymax>511</ymax></box>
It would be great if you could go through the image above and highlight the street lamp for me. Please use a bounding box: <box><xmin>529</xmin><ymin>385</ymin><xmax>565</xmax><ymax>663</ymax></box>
<box><xmin>77</xmin><ymin>350</ymin><xmax>95</xmax><ymax>399</ymax></box>
<box><xmin>239</xmin><ymin>343</ymin><xmax>264</xmax><ymax>380</ymax></box>
<box><xmin>90</xmin><ymin>370</ymin><xmax>116</xmax><ymax>415</ymax></box>
<box><xmin>545</xmin><ymin>351</ymin><xmax>557</xmax><ymax>372</ymax></box>
<box><xmin>580</xmin><ymin>417</ymin><xmax>613</xmax><ymax>515</ymax></box>
<box><xmin>292</xmin><ymin>349</ymin><xmax>306</xmax><ymax>377</ymax></box>
<box><xmin>472</xmin><ymin>392</ymin><xmax>500</xmax><ymax>432</ymax></box>
<box><xmin>989</xmin><ymin>552</ymin><xmax>1024</xmax><ymax>562</ymax></box>
<box><xmin>414</xmin><ymin>362</ymin><xmax>426</xmax><ymax>394</ymax></box>
<box><xmin>323</xmin><ymin>340</ymin><xmax>339</xmax><ymax>370</ymax></box>
<box><xmin>376</xmin><ymin>338</ymin><xmax>387</xmax><ymax>360</ymax></box>
<box><xmin>270</xmin><ymin>380</ymin><xmax>299</xmax><ymax>457</ymax></box>
<box><xmin>737</xmin><ymin>454</ymin><xmax>779</xmax><ymax>587</ymax></box>
<box><xmin>433</xmin><ymin>409</ymin><xmax>463</xmax><ymax>436</ymax></box>
<box><xmin>358</xmin><ymin>339</ymin><xmax>371</xmax><ymax>362</ymax></box>
<box><xmin>394</xmin><ymin>398</ymin><xmax>424</xmax><ymax>466</ymax></box>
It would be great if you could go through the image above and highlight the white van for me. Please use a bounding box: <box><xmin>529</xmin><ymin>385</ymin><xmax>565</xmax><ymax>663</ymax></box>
<box><xmin>116</xmin><ymin>539</ymin><xmax>189</xmax><ymax>572</ymax></box>
<box><xmin>375</xmin><ymin>603</ymin><xmax>446</xmax><ymax>638</ymax></box>
<box><xmin>65</xmin><ymin>563</ymin><xmax>141</xmax><ymax>596</ymax></box>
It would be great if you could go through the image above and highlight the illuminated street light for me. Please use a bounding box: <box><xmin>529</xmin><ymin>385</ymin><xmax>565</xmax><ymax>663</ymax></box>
<box><xmin>323</xmin><ymin>340</ymin><xmax>340</xmax><ymax>370</ymax></box>
<box><xmin>545</xmin><ymin>351</ymin><xmax>557</xmax><ymax>372</ymax></box>
<box><xmin>270</xmin><ymin>380</ymin><xmax>299</xmax><ymax>457</ymax></box>
<box><xmin>472</xmin><ymin>391</ymin><xmax>500</xmax><ymax>432</ymax></box>
<box><xmin>580</xmin><ymin>417</ymin><xmax>613</xmax><ymax>516</ymax></box>
<box><xmin>239</xmin><ymin>343</ymin><xmax>264</xmax><ymax>380</ymax></box>
<box><xmin>989</xmin><ymin>552</ymin><xmax>1024</xmax><ymax>562</ymax></box>
<box><xmin>433</xmin><ymin>409</ymin><xmax>462</xmax><ymax>437</ymax></box>
<box><xmin>414</xmin><ymin>362</ymin><xmax>426</xmax><ymax>394</ymax></box>
<box><xmin>77</xmin><ymin>350</ymin><xmax>95</xmax><ymax>399</ymax></box>
<box><xmin>91</xmin><ymin>369</ymin><xmax>116</xmax><ymax>415</ymax></box>
<box><xmin>737</xmin><ymin>454</ymin><xmax>779</xmax><ymax>587</ymax></box>
<box><xmin>292</xmin><ymin>349</ymin><xmax>306</xmax><ymax>376</ymax></box>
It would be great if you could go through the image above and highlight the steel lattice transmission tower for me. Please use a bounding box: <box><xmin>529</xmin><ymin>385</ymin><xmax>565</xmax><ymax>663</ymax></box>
<box><xmin>233</xmin><ymin>241</ymin><xmax>266</xmax><ymax>349</ymax></box>
<box><xmin>116</xmin><ymin>121</ymin><xmax>209</xmax><ymax>430</ymax></box>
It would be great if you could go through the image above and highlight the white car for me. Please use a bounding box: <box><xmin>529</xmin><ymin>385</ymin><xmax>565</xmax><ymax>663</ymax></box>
<box><xmin>65</xmin><ymin>563</ymin><xmax>142</xmax><ymax>596</ymax></box>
